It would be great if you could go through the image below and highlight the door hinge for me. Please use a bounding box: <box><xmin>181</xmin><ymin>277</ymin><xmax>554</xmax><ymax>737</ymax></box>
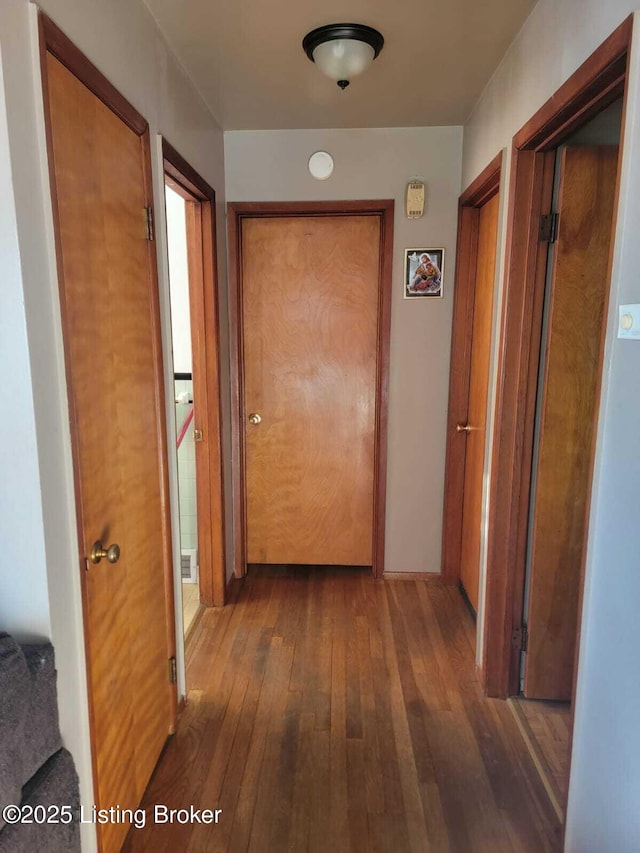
<box><xmin>145</xmin><ymin>206</ymin><xmax>154</xmax><ymax>241</ymax></box>
<box><xmin>511</xmin><ymin>625</ymin><xmax>528</xmax><ymax>652</ymax></box>
<box><xmin>168</xmin><ymin>656</ymin><xmax>177</xmax><ymax>684</ymax></box>
<box><xmin>539</xmin><ymin>212</ymin><xmax>559</xmax><ymax>244</ymax></box>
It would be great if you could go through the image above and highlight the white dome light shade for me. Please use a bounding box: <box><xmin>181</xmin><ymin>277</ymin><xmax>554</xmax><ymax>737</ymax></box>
<box><xmin>311</xmin><ymin>39</ymin><xmax>376</xmax><ymax>82</ymax></box>
<box><xmin>302</xmin><ymin>24</ymin><xmax>384</xmax><ymax>89</ymax></box>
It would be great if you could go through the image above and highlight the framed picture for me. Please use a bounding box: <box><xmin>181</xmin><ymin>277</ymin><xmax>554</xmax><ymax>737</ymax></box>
<box><xmin>404</xmin><ymin>248</ymin><xmax>444</xmax><ymax>299</ymax></box>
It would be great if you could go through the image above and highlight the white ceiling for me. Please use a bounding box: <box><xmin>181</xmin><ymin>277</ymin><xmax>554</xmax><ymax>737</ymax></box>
<box><xmin>143</xmin><ymin>0</ymin><xmax>536</xmax><ymax>130</ymax></box>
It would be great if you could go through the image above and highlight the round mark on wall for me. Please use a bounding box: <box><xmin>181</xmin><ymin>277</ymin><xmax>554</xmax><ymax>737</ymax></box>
<box><xmin>308</xmin><ymin>151</ymin><xmax>334</xmax><ymax>181</ymax></box>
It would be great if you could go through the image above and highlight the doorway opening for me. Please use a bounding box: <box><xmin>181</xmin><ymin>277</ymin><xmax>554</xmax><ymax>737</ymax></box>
<box><xmin>165</xmin><ymin>185</ymin><xmax>200</xmax><ymax>636</ymax></box>
<box><xmin>482</xmin><ymin>15</ymin><xmax>631</xmax><ymax>827</ymax></box>
<box><xmin>163</xmin><ymin>141</ymin><xmax>226</xmax><ymax>645</ymax></box>
<box><xmin>510</xmin><ymin>98</ymin><xmax>623</xmax><ymax>820</ymax></box>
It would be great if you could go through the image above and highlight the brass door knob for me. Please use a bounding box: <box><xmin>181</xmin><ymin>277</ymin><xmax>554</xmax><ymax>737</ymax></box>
<box><xmin>248</xmin><ymin>413</ymin><xmax>262</xmax><ymax>425</ymax></box>
<box><xmin>456</xmin><ymin>423</ymin><xmax>478</xmax><ymax>433</ymax></box>
<box><xmin>90</xmin><ymin>540</ymin><xmax>121</xmax><ymax>564</ymax></box>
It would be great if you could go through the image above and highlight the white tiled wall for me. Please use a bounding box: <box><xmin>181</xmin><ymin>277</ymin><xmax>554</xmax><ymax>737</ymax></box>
<box><xmin>174</xmin><ymin>378</ymin><xmax>198</xmax><ymax>554</ymax></box>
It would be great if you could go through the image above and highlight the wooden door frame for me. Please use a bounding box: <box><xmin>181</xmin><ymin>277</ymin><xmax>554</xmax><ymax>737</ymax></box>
<box><xmin>228</xmin><ymin>200</ymin><xmax>394</xmax><ymax>579</ymax></box>
<box><xmin>483</xmin><ymin>16</ymin><xmax>632</xmax><ymax>700</ymax></box>
<box><xmin>38</xmin><ymin>10</ymin><xmax>178</xmax><ymax>817</ymax></box>
<box><xmin>162</xmin><ymin>141</ymin><xmax>227</xmax><ymax>608</ymax></box>
<box><xmin>441</xmin><ymin>152</ymin><xmax>502</xmax><ymax>585</ymax></box>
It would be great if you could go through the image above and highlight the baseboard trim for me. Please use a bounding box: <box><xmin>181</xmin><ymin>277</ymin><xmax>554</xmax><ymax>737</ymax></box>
<box><xmin>382</xmin><ymin>572</ymin><xmax>442</xmax><ymax>582</ymax></box>
<box><xmin>458</xmin><ymin>580</ymin><xmax>477</xmax><ymax>621</ymax></box>
<box><xmin>184</xmin><ymin>603</ymin><xmax>205</xmax><ymax>647</ymax></box>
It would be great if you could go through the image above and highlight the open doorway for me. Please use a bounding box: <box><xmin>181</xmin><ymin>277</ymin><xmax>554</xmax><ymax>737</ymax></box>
<box><xmin>484</xmin><ymin>18</ymin><xmax>631</xmax><ymax>701</ymax></box>
<box><xmin>481</xmin><ymin>17</ymin><xmax>632</xmax><ymax>830</ymax></box>
<box><xmin>510</xmin><ymin>98</ymin><xmax>622</xmax><ymax>820</ymax></box>
<box><xmin>163</xmin><ymin>141</ymin><xmax>226</xmax><ymax>646</ymax></box>
<box><xmin>165</xmin><ymin>186</ymin><xmax>201</xmax><ymax>635</ymax></box>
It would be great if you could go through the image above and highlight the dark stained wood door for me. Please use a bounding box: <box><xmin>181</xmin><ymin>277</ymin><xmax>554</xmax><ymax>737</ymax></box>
<box><xmin>459</xmin><ymin>193</ymin><xmax>500</xmax><ymax>611</ymax></box>
<box><xmin>45</xmin><ymin>48</ymin><xmax>174</xmax><ymax>852</ymax></box>
<box><xmin>242</xmin><ymin>215</ymin><xmax>380</xmax><ymax>566</ymax></box>
<box><xmin>524</xmin><ymin>145</ymin><xmax>618</xmax><ymax>700</ymax></box>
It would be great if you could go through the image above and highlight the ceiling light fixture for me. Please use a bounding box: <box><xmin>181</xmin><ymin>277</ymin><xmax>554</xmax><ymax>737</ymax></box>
<box><xmin>302</xmin><ymin>23</ymin><xmax>384</xmax><ymax>90</ymax></box>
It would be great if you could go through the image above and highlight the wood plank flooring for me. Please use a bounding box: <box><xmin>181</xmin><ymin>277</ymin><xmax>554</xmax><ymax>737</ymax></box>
<box><xmin>123</xmin><ymin>567</ymin><xmax>562</xmax><ymax>852</ymax></box>
<box><xmin>509</xmin><ymin>698</ymin><xmax>571</xmax><ymax>821</ymax></box>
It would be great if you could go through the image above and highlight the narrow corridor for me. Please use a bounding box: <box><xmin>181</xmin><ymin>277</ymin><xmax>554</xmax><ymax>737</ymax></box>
<box><xmin>124</xmin><ymin>568</ymin><xmax>561</xmax><ymax>852</ymax></box>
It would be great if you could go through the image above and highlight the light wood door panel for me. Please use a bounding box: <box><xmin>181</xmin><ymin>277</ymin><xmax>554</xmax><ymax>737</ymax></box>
<box><xmin>47</xmin><ymin>54</ymin><xmax>173</xmax><ymax>851</ymax></box>
<box><xmin>459</xmin><ymin>193</ymin><xmax>500</xmax><ymax>611</ymax></box>
<box><xmin>242</xmin><ymin>215</ymin><xmax>380</xmax><ymax>565</ymax></box>
<box><xmin>524</xmin><ymin>145</ymin><xmax>618</xmax><ymax>700</ymax></box>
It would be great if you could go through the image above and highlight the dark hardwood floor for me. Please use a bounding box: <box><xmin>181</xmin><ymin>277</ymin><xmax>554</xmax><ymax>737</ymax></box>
<box><xmin>510</xmin><ymin>697</ymin><xmax>572</xmax><ymax>821</ymax></box>
<box><xmin>124</xmin><ymin>567</ymin><xmax>561</xmax><ymax>852</ymax></box>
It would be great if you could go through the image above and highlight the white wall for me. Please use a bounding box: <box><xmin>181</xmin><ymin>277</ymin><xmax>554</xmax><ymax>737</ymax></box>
<box><xmin>462</xmin><ymin>2</ymin><xmax>640</xmax><ymax>849</ymax></box>
<box><xmin>225</xmin><ymin>127</ymin><xmax>462</xmax><ymax>575</ymax></box>
<box><xmin>0</xmin><ymin>1</ymin><xmax>227</xmax><ymax>850</ymax></box>
<box><xmin>0</xmin><ymin>46</ymin><xmax>51</xmax><ymax>642</ymax></box>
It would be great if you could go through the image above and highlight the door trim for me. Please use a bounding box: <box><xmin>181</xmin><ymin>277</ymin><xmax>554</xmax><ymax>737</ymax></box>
<box><xmin>441</xmin><ymin>151</ymin><xmax>502</xmax><ymax>585</ymax></box>
<box><xmin>228</xmin><ymin>200</ymin><xmax>394</xmax><ymax>579</ymax></box>
<box><xmin>162</xmin><ymin>140</ymin><xmax>227</xmax><ymax>607</ymax></box>
<box><xmin>39</xmin><ymin>14</ymin><xmax>147</xmax><ymax>136</ymax></box>
<box><xmin>483</xmin><ymin>15</ymin><xmax>632</xmax><ymax>700</ymax></box>
<box><xmin>38</xmin><ymin>10</ymin><xmax>178</xmax><ymax>821</ymax></box>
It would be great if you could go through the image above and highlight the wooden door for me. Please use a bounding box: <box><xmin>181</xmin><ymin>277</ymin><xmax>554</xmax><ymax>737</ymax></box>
<box><xmin>242</xmin><ymin>215</ymin><xmax>380</xmax><ymax>565</ymax></box>
<box><xmin>44</xmin><ymin>43</ymin><xmax>174</xmax><ymax>853</ymax></box>
<box><xmin>459</xmin><ymin>193</ymin><xmax>500</xmax><ymax>611</ymax></box>
<box><xmin>524</xmin><ymin>146</ymin><xmax>618</xmax><ymax>700</ymax></box>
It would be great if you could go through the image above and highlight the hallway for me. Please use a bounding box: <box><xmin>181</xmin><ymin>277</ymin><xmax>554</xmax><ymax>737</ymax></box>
<box><xmin>124</xmin><ymin>568</ymin><xmax>561</xmax><ymax>852</ymax></box>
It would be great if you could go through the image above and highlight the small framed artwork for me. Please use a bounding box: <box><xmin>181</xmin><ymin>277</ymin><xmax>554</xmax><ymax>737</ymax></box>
<box><xmin>404</xmin><ymin>248</ymin><xmax>444</xmax><ymax>299</ymax></box>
